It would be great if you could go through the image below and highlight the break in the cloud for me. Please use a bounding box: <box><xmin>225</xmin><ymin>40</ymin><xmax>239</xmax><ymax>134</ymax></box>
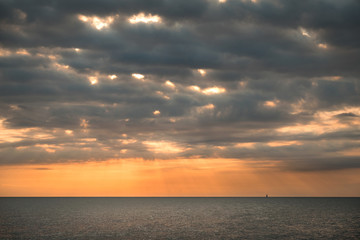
<box><xmin>0</xmin><ymin>0</ymin><xmax>359</xmax><ymax>171</ymax></box>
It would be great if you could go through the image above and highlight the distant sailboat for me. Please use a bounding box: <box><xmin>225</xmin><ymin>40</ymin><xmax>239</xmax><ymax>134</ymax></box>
<box><xmin>265</xmin><ymin>194</ymin><xmax>269</xmax><ymax>198</ymax></box>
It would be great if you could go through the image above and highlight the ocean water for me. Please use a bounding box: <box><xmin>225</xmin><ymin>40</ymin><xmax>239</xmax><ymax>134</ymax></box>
<box><xmin>0</xmin><ymin>197</ymin><xmax>359</xmax><ymax>239</ymax></box>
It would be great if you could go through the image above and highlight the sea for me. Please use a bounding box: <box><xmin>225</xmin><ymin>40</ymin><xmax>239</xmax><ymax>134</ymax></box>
<box><xmin>0</xmin><ymin>197</ymin><xmax>359</xmax><ymax>239</ymax></box>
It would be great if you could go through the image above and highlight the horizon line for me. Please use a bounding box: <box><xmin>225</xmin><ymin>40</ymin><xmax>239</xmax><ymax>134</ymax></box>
<box><xmin>1</xmin><ymin>196</ymin><xmax>359</xmax><ymax>198</ymax></box>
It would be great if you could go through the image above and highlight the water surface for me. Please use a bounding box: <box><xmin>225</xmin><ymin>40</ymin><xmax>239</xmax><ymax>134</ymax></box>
<box><xmin>1</xmin><ymin>197</ymin><xmax>359</xmax><ymax>239</ymax></box>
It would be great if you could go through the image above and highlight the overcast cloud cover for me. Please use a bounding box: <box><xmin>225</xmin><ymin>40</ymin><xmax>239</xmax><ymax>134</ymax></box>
<box><xmin>0</xmin><ymin>0</ymin><xmax>359</xmax><ymax>171</ymax></box>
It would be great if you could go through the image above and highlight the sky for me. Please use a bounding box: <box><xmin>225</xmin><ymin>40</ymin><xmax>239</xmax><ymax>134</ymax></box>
<box><xmin>0</xmin><ymin>0</ymin><xmax>359</xmax><ymax>196</ymax></box>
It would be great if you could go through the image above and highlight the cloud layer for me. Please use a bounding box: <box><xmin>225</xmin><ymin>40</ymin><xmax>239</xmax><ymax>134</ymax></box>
<box><xmin>0</xmin><ymin>0</ymin><xmax>359</xmax><ymax>171</ymax></box>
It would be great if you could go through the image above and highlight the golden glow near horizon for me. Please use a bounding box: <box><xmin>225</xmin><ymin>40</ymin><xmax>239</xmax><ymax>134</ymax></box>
<box><xmin>1</xmin><ymin>159</ymin><xmax>359</xmax><ymax>197</ymax></box>
<box><xmin>1</xmin><ymin>106</ymin><xmax>359</xmax><ymax>196</ymax></box>
<box><xmin>132</xmin><ymin>73</ymin><xmax>145</xmax><ymax>80</ymax></box>
<box><xmin>128</xmin><ymin>13</ymin><xmax>162</xmax><ymax>24</ymax></box>
<box><xmin>78</xmin><ymin>14</ymin><xmax>115</xmax><ymax>30</ymax></box>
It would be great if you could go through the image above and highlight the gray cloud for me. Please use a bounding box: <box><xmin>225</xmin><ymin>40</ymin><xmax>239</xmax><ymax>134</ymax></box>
<box><xmin>0</xmin><ymin>0</ymin><xmax>359</xmax><ymax>171</ymax></box>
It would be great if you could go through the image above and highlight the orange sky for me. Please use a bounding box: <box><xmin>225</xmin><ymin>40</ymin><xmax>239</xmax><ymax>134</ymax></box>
<box><xmin>1</xmin><ymin>158</ymin><xmax>359</xmax><ymax>197</ymax></box>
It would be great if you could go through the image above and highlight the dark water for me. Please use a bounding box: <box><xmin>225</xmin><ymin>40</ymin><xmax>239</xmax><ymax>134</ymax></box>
<box><xmin>0</xmin><ymin>198</ymin><xmax>359</xmax><ymax>239</ymax></box>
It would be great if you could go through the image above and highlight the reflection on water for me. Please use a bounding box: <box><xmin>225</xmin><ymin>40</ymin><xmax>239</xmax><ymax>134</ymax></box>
<box><xmin>1</xmin><ymin>198</ymin><xmax>359</xmax><ymax>239</ymax></box>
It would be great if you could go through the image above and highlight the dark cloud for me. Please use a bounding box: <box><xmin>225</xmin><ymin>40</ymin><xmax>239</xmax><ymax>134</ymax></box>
<box><xmin>0</xmin><ymin>0</ymin><xmax>359</xmax><ymax>171</ymax></box>
<box><xmin>33</xmin><ymin>167</ymin><xmax>52</xmax><ymax>170</ymax></box>
<box><xmin>335</xmin><ymin>112</ymin><xmax>358</xmax><ymax>118</ymax></box>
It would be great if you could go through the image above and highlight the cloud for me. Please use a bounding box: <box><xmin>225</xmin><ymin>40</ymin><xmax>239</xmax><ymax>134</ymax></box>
<box><xmin>0</xmin><ymin>0</ymin><xmax>359</xmax><ymax>171</ymax></box>
<box><xmin>33</xmin><ymin>167</ymin><xmax>53</xmax><ymax>170</ymax></box>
